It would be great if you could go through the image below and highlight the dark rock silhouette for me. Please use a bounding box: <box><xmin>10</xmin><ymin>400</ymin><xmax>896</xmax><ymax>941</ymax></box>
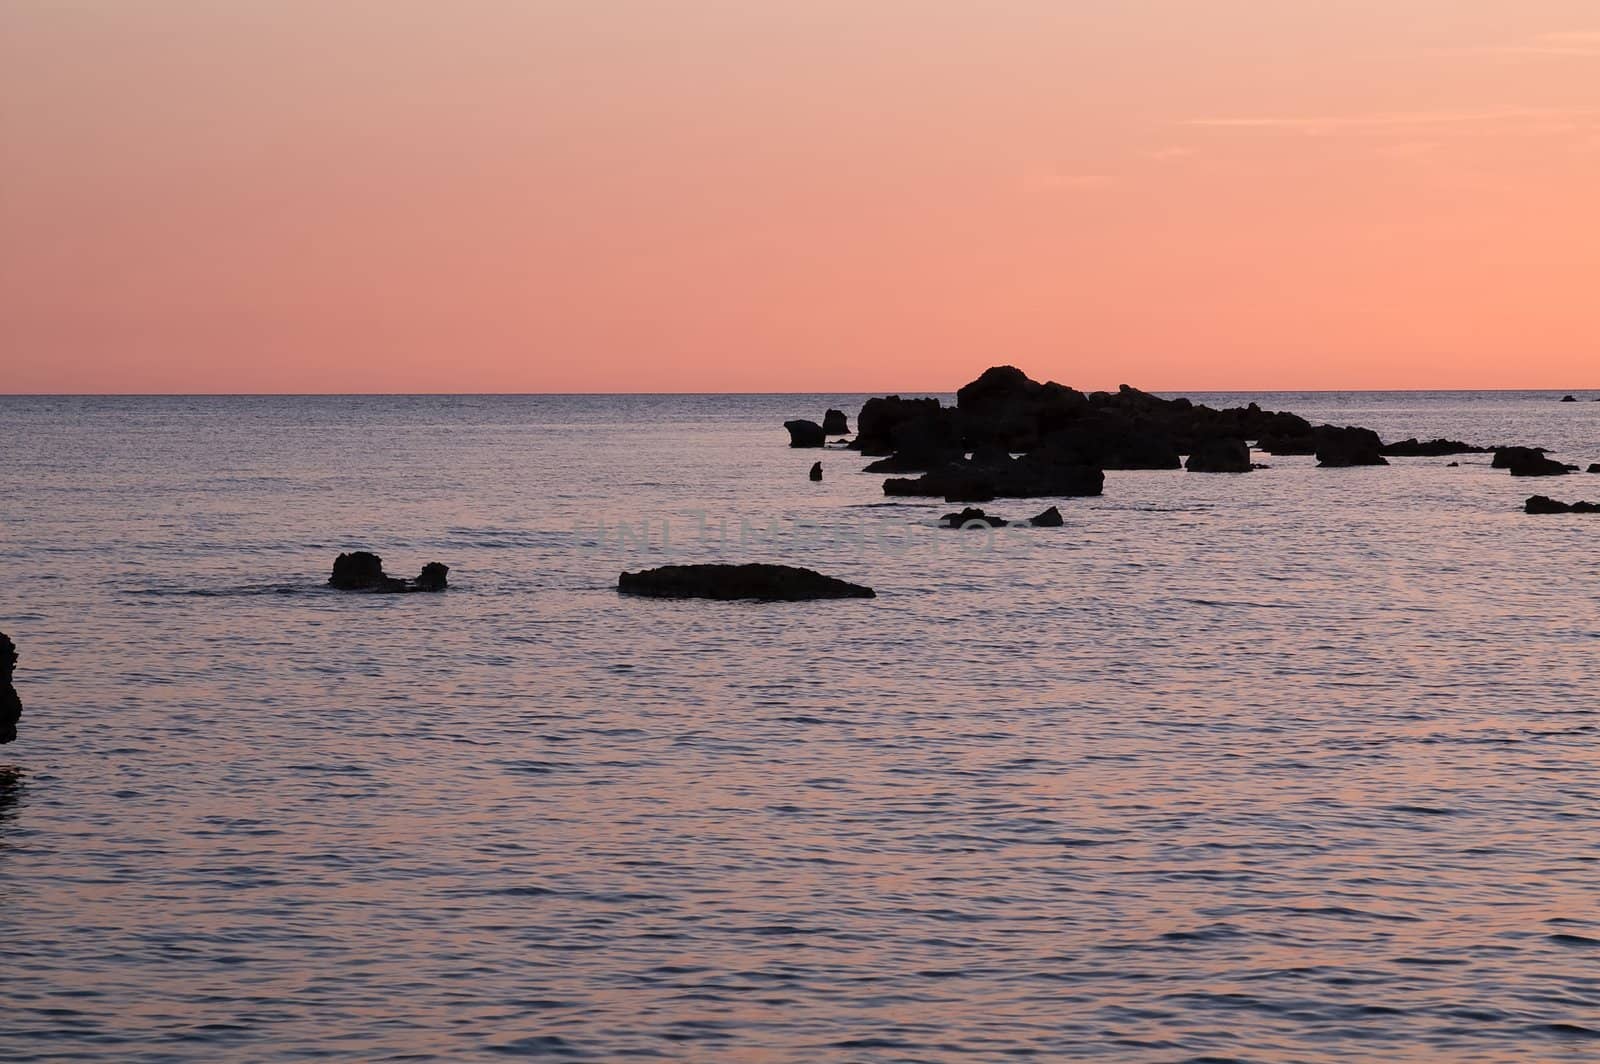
<box><xmin>784</xmin><ymin>419</ymin><xmax>825</xmax><ymax>448</ymax></box>
<box><xmin>1381</xmin><ymin>438</ymin><xmax>1489</xmax><ymax>457</ymax></box>
<box><xmin>863</xmin><ymin>445</ymin><xmax>964</xmax><ymax>474</ymax></box>
<box><xmin>1185</xmin><ymin>438</ymin><xmax>1252</xmax><ymax>473</ymax></box>
<box><xmin>852</xmin><ymin>396</ymin><xmax>955</xmax><ymax>455</ymax></box>
<box><xmin>1495</xmin><ymin>447</ymin><xmax>1575</xmax><ymax>477</ymax></box>
<box><xmin>1</xmin><ymin>632</ymin><xmax>19</xmax><ymax>745</ymax></box>
<box><xmin>822</xmin><ymin>409</ymin><xmax>849</xmax><ymax>435</ymax></box>
<box><xmin>941</xmin><ymin>507</ymin><xmax>1007</xmax><ymax>528</ymax></box>
<box><xmin>1525</xmin><ymin>495</ymin><xmax>1600</xmax><ymax>514</ymax></box>
<box><xmin>1561</xmin><ymin>395</ymin><xmax>1578</xmax><ymax>402</ymax></box>
<box><xmin>329</xmin><ymin>552</ymin><xmax>449</xmax><ymax>593</ymax></box>
<box><xmin>1447</xmin><ymin>461</ymin><xmax>1460</xmax><ymax>467</ymax></box>
<box><xmin>883</xmin><ymin>451</ymin><xmax>1104</xmax><ymax>502</ymax></box>
<box><xmin>1589</xmin><ymin>464</ymin><xmax>1600</xmax><ymax>474</ymax></box>
<box><xmin>809</xmin><ymin>461</ymin><xmax>822</xmax><ymax>481</ymax></box>
<box><xmin>1030</xmin><ymin>505</ymin><xmax>1064</xmax><ymax>527</ymax></box>
<box><xmin>1314</xmin><ymin>426</ymin><xmax>1388</xmax><ymax>467</ymax></box>
<box><xmin>618</xmin><ymin>564</ymin><xmax>875</xmax><ymax>601</ymax></box>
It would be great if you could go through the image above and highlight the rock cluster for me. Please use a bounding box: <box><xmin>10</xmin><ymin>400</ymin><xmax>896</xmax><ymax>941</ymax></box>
<box><xmin>1525</xmin><ymin>496</ymin><xmax>1599</xmax><ymax>514</ymax></box>
<box><xmin>329</xmin><ymin>552</ymin><xmax>449</xmax><ymax>593</ymax></box>
<box><xmin>618</xmin><ymin>564</ymin><xmax>875</xmax><ymax>600</ymax></box>
<box><xmin>1494</xmin><ymin>447</ymin><xmax>1577</xmax><ymax>477</ymax></box>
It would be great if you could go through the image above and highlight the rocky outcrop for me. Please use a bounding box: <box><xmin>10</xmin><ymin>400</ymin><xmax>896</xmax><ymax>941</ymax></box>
<box><xmin>809</xmin><ymin>461</ymin><xmax>822</xmax><ymax>481</ymax></box>
<box><xmin>1</xmin><ymin>632</ymin><xmax>19</xmax><ymax>745</ymax></box>
<box><xmin>784</xmin><ymin>419</ymin><xmax>825</xmax><ymax>448</ymax></box>
<box><xmin>883</xmin><ymin>450</ymin><xmax>1104</xmax><ymax>502</ymax></box>
<box><xmin>1495</xmin><ymin>447</ymin><xmax>1575</xmax><ymax>477</ymax></box>
<box><xmin>941</xmin><ymin>507</ymin><xmax>1007</xmax><ymax>528</ymax></box>
<box><xmin>822</xmin><ymin>409</ymin><xmax>849</xmax><ymax>435</ymax></box>
<box><xmin>1030</xmin><ymin>505</ymin><xmax>1064</xmax><ymax>527</ymax></box>
<box><xmin>1525</xmin><ymin>495</ymin><xmax>1600</xmax><ymax>514</ymax></box>
<box><xmin>852</xmin><ymin>396</ymin><xmax>956</xmax><ymax>456</ymax></box>
<box><xmin>329</xmin><ymin>552</ymin><xmax>449</xmax><ymax>593</ymax></box>
<box><xmin>618</xmin><ymin>563</ymin><xmax>875</xmax><ymax>600</ymax></box>
<box><xmin>1380</xmin><ymin>438</ymin><xmax>1489</xmax><ymax>457</ymax></box>
<box><xmin>1561</xmin><ymin>395</ymin><xmax>1578</xmax><ymax>402</ymax></box>
<box><xmin>1314</xmin><ymin>426</ymin><xmax>1388</xmax><ymax>467</ymax></box>
<box><xmin>1185</xmin><ymin>438</ymin><xmax>1252</xmax><ymax>473</ymax></box>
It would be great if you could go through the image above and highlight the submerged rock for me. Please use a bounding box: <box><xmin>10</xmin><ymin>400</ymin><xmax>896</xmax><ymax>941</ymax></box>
<box><xmin>1185</xmin><ymin>438</ymin><xmax>1252</xmax><ymax>473</ymax></box>
<box><xmin>1</xmin><ymin>632</ymin><xmax>19</xmax><ymax>745</ymax></box>
<box><xmin>883</xmin><ymin>451</ymin><xmax>1104</xmax><ymax>502</ymax></box>
<box><xmin>1381</xmin><ymin>438</ymin><xmax>1489</xmax><ymax>457</ymax></box>
<box><xmin>809</xmin><ymin>461</ymin><xmax>822</xmax><ymax>481</ymax></box>
<box><xmin>1525</xmin><ymin>495</ymin><xmax>1600</xmax><ymax>514</ymax></box>
<box><xmin>1030</xmin><ymin>505</ymin><xmax>1064</xmax><ymax>527</ymax></box>
<box><xmin>618</xmin><ymin>563</ymin><xmax>875</xmax><ymax>601</ymax></box>
<box><xmin>941</xmin><ymin>507</ymin><xmax>1007</xmax><ymax>528</ymax></box>
<box><xmin>784</xmin><ymin>419</ymin><xmax>825</xmax><ymax>448</ymax></box>
<box><xmin>822</xmin><ymin>409</ymin><xmax>849</xmax><ymax>435</ymax></box>
<box><xmin>329</xmin><ymin>552</ymin><xmax>449</xmax><ymax>593</ymax></box>
<box><xmin>1495</xmin><ymin>447</ymin><xmax>1575</xmax><ymax>477</ymax></box>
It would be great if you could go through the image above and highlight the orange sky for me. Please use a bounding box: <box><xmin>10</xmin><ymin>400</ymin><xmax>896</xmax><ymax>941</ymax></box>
<box><xmin>2</xmin><ymin>1</ymin><xmax>1598</xmax><ymax>393</ymax></box>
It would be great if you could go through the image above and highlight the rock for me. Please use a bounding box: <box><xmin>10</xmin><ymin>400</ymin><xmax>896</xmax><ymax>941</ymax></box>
<box><xmin>883</xmin><ymin>452</ymin><xmax>1104</xmax><ymax>502</ymax></box>
<box><xmin>1561</xmin><ymin>395</ymin><xmax>1578</xmax><ymax>402</ymax></box>
<box><xmin>852</xmin><ymin>396</ymin><xmax>953</xmax><ymax>455</ymax></box>
<box><xmin>1380</xmin><ymin>438</ymin><xmax>1489</xmax><ymax>457</ymax></box>
<box><xmin>1185</xmin><ymin>438</ymin><xmax>1252</xmax><ymax>473</ymax></box>
<box><xmin>329</xmin><ymin>551</ymin><xmax>449</xmax><ymax>593</ymax></box>
<box><xmin>822</xmin><ymin>409</ymin><xmax>849</xmax><ymax>435</ymax></box>
<box><xmin>784</xmin><ymin>419</ymin><xmax>826</xmax><ymax>448</ymax></box>
<box><xmin>809</xmin><ymin>461</ymin><xmax>822</xmax><ymax>481</ymax></box>
<box><xmin>941</xmin><ymin>507</ymin><xmax>1007</xmax><ymax>528</ymax></box>
<box><xmin>1589</xmin><ymin>464</ymin><xmax>1600</xmax><ymax>474</ymax></box>
<box><xmin>1525</xmin><ymin>495</ymin><xmax>1600</xmax><ymax>514</ymax></box>
<box><xmin>1030</xmin><ymin>505</ymin><xmax>1064</xmax><ymax>527</ymax></box>
<box><xmin>617</xmin><ymin>563</ymin><xmax>875</xmax><ymax>601</ymax></box>
<box><xmin>862</xmin><ymin>445</ymin><xmax>964</xmax><ymax>474</ymax></box>
<box><xmin>1314</xmin><ymin>426</ymin><xmax>1388</xmax><ymax>467</ymax></box>
<box><xmin>1</xmin><ymin>632</ymin><xmax>19</xmax><ymax>745</ymax></box>
<box><xmin>1447</xmin><ymin>461</ymin><xmax>1460</xmax><ymax>467</ymax></box>
<box><xmin>1495</xmin><ymin>447</ymin><xmax>1575</xmax><ymax>477</ymax></box>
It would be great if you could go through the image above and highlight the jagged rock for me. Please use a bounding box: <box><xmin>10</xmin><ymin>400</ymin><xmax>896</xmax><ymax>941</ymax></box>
<box><xmin>1185</xmin><ymin>438</ymin><xmax>1252</xmax><ymax>473</ymax></box>
<box><xmin>329</xmin><ymin>552</ymin><xmax>449</xmax><ymax>593</ymax></box>
<box><xmin>1495</xmin><ymin>447</ymin><xmax>1575</xmax><ymax>477</ymax></box>
<box><xmin>809</xmin><ymin>461</ymin><xmax>822</xmax><ymax>481</ymax></box>
<box><xmin>1030</xmin><ymin>506</ymin><xmax>1064</xmax><ymax>527</ymax></box>
<box><xmin>822</xmin><ymin>409</ymin><xmax>849</xmax><ymax>435</ymax></box>
<box><xmin>1314</xmin><ymin>426</ymin><xmax>1388</xmax><ymax>467</ymax></box>
<box><xmin>784</xmin><ymin>419</ymin><xmax>825</xmax><ymax>448</ymax></box>
<box><xmin>1525</xmin><ymin>495</ymin><xmax>1600</xmax><ymax>514</ymax></box>
<box><xmin>1</xmin><ymin>632</ymin><xmax>20</xmax><ymax>745</ymax></box>
<box><xmin>617</xmin><ymin>563</ymin><xmax>874</xmax><ymax>600</ymax></box>
<box><xmin>941</xmin><ymin>507</ymin><xmax>1007</xmax><ymax>528</ymax></box>
<box><xmin>1381</xmin><ymin>438</ymin><xmax>1488</xmax><ymax>457</ymax></box>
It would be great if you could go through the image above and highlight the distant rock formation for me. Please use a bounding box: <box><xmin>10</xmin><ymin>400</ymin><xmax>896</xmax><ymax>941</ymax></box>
<box><xmin>1185</xmin><ymin>438</ymin><xmax>1252</xmax><ymax>473</ymax></box>
<box><xmin>941</xmin><ymin>507</ymin><xmax>1007</xmax><ymax>528</ymax></box>
<box><xmin>809</xmin><ymin>461</ymin><xmax>822</xmax><ymax>481</ymax></box>
<box><xmin>822</xmin><ymin>409</ymin><xmax>849</xmax><ymax>435</ymax></box>
<box><xmin>1495</xmin><ymin>447</ymin><xmax>1576</xmax><ymax>477</ymax></box>
<box><xmin>1561</xmin><ymin>395</ymin><xmax>1578</xmax><ymax>402</ymax></box>
<box><xmin>1</xmin><ymin>632</ymin><xmax>20</xmax><ymax>745</ymax></box>
<box><xmin>1525</xmin><ymin>495</ymin><xmax>1599</xmax><ymax>514</ymax></box>
<box><xmin>329</xmin><ymin>552</ymin><xmax>449</xmax><ymax>593</ymax></box>
<box><xmin>784</xmin><ymin>420</ymin><xmax>825</xmax><ymax>448</ymax></box>
<box><xmin>618</xmin><ymin>563</ymin><xmax>875</xmax><ymax>600</ymax></box>
<box><xmin>1030</xmin><ymin>505</ymin><xmax>1064</xmax><ymax>527</ymax></box>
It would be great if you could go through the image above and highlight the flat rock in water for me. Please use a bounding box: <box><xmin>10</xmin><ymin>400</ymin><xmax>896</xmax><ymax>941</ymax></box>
<box><xmin>1525</xmin><ymin>495</ymin><xmax>1600</xmax><ymax>514</ymax></box>
<box><xmin>941</xmin><ymin>507</ymin><xmax>1007</xmax><ymax>528</ymax></box>
<box><xmin>329</xmin><ymin>551</ymin><xmax>449</xmax><ymax>593</ymax></box>
<box><xmin>1495</xmin><ymin>447</ymin><xmax>1576</xmax><ymax>477</ymax></box>
<box><xmin>618</xmin><ymin>563</ymin><xmax>875</xmax><ymax>601</ymax></box>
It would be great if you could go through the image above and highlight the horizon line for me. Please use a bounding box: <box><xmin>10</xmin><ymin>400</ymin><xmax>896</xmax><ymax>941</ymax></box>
<box><xmin>1</xmin><ymin>386</ymin><xmax>1596</xmax><ymax>399</ymax></box>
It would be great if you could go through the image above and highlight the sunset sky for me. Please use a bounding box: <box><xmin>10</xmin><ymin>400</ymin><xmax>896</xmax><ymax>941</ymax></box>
<box><xmin>3</xmin><ymin>1</ymin><xmax>1598</xmax><ymax>393</ymax></box>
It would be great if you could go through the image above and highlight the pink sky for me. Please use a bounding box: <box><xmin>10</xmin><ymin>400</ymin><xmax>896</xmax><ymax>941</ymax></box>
<box><xmin>3</xmin><ymin>2</ymin><xmax>1598</xmax><ymax>393</ymax></box>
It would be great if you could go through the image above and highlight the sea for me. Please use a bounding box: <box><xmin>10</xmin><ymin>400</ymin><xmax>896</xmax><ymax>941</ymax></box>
<box><xmin>1</xmin><ymin>390</ymin><xmax>1597</xmax><ymax>1062</ymax></box>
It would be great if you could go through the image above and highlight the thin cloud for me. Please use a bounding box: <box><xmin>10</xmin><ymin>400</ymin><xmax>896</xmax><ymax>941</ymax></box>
<box><xmin>1183</xmin><ymin>107</ymin><xmax>1598</xmax><ymax>135</ymax></box>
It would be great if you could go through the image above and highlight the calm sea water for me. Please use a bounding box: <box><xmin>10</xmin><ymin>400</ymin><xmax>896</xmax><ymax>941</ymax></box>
<box><xmin>2</xmin><ymin>390</ymin><xmax>1598</xmax><ymax>1063</ymax></box>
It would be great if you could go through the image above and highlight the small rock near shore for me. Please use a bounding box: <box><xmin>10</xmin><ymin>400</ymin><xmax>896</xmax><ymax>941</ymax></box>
<box><xmin>809</xmin><ymin>461</ymin><xmax>822</xmax><ymax>481</ymax></box>
<box><xmin>822</xmin><ymin>409</ymin><xmax>849</xmax><ymax>435</ymax></box>
<box><xmin>941</xmin><ymin>507</ymin><xmax>1007</xmax><ymax>529</ymax></box>
<box><xmin>329</xmin><ymin>551</ymin><xmax>449</xmax><ymax>593</ymax></box>
<box><xmin>1</xmin><ymin>631</ymin><xmax>20</xmax><ymax>745</ymax></box>
<box><xmin>1030</xmin><ymin>506</ymin><xmax>1064</xmax><ymax>527</ymax></box>
<box><xmin>784</xmin><ymin>420</ymin><xmax>826</xmax><ymax>448</ymax></box>
<box><xmin>618</xmin><ymin>563</ymin><xmax>875</xmax><ymax>600</ymax></box>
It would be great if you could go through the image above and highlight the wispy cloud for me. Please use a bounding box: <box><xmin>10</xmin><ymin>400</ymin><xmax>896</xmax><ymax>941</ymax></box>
<box><xmin>1145</xmin><ymin>146</ymin><xmax>1196</xmax><ymax>162</ymax></box>
<box><xmin>1183</xmin><ymin>107</ymin><xmax>1597</xmax><ymax>136</ymax></box>
<box><xmin>1438</xmin><ymin>30</ymin><xmax>1600</xmax><ymax>59</ymax></box>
